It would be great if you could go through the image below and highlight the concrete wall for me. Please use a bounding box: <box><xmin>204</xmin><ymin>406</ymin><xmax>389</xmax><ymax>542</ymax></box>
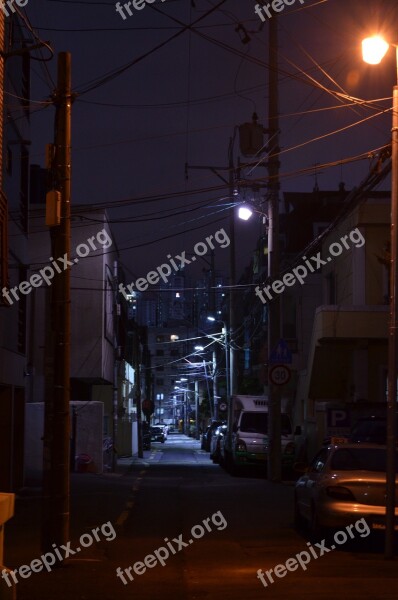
<box><xmin>24</xmin><ymin>401</ymin><xmax>104</xmax><ymax>484</ymax></box>
<box><xmin>27</xmin><ymin>210</ymin><xmax>116</xmax><ymax>394</ymax></box>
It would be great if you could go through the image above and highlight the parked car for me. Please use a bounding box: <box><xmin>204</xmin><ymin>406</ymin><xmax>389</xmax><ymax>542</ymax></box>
<box><xmin>210</xmin><ymin>424</ymin><xmax>227</xmax><ymax>463</ymax></box>
<box><xmin>201</xmin><ymin>426</ymin><xmax>210</xmax><ymax>450</ymax></box>
<box><xmin>294</xmin><ymin>443</ymin><xmax>398</xmax><ymax>535</ymax></box>
<box><xmin>202</xmin><ymin>420</ymin><xmax>223</xmax><ymax>452</ymax></box>
<box><xmin>150</xmin><ymin>425</ymin><xmax>166</xmax><ymax>443</ymax></box>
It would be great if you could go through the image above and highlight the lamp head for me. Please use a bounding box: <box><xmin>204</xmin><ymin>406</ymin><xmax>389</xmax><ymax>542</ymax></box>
<box><xmin>362</xmin><ymin>36</ymin><xmax>389</xmax><ymax>64</ymax></box>
<box><xmin>238</xmin><ymin>205</ymin><xmax>253</xmax><ymax>221</ymax></box>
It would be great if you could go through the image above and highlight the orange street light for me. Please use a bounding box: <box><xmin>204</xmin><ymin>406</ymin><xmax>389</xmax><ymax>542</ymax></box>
<box><xmin>362</xmin><ymin>35</ymin><xmax>389</xmax><ymax>64</ymax></box>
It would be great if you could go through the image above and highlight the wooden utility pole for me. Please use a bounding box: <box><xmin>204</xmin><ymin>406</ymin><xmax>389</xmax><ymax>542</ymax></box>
<box><xmin>42</xmin><ymin>52</ymin><xmax>72</xmax><ymax>551</ymax></box>
<box><xmin>267</xmin><ymin>16</ymin><xmax>282</xmax><ymax>482</ymax></box>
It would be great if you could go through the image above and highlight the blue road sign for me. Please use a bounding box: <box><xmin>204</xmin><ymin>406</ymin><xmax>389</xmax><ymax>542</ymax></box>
<box><xmin>269</xmin><ymin>339</ymin><xmax>292</xmax><ymax>365</ymax></box>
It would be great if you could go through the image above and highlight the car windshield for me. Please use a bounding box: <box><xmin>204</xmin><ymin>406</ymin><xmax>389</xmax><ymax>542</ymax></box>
<box><xmin>331</xmin><ymin>448</ymin><xmax>398</xmax><ymax>472</ymax></box>
<box><xmin>239</xmin><ymin>413</ymin><xmax>292</xmax><ymax>435</ymax></box>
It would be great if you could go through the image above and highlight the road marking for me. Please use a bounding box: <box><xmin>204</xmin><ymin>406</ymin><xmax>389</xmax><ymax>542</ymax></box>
<box><xmin>75</xmin><ymin>547</ymin><xmax>81</xmax><ymax>552</ymax></box>
<box><xmin>189</xmin><ymin>539</ymin><xmax>193</xmax><ymax>544</ymax></box>
<box><xmin>69</xmin><ymin>558</ymin><xmax>103</xmax><ymax>563</ymax></box>
<box><xmin>116</xmin><ymin>510</ymin><xmax>129</xmax><ymax>526</ymax></box>
<box><xmin>330</xmin><ymin>544</ymin><xmax>336</xmax><ymax>549</ymax></box>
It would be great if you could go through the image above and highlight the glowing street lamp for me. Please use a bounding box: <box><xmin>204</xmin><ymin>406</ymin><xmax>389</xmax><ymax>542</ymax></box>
<box><xmin>362</xmin><ymin>34</ymin><xmax>398</xmax><ymax>559</ymax></box>
<box><xmin>362</xmin><ymin>36</ymin><xmax>389</xmax><ymax>65</ymax></box>
<box><xmin>238</xmin><ymin>204</ymin><xmax>254</xmax><ymax>221</ymax></box>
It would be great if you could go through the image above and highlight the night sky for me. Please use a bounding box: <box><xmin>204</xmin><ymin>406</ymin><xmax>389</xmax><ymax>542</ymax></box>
<box><xmin>25</xmin><ymin>0</ymin><xmax>398</xmax><ymax>282</ymax></box>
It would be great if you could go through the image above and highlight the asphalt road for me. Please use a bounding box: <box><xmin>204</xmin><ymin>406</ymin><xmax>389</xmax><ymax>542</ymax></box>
<box><xmin>4</xmin><ymin>434</ymin><xmax>398</xmax><ymax>599</ymax></box>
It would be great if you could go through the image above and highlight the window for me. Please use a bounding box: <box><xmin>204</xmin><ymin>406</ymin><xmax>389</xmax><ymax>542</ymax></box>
<box><xmin>156</xmin><ymin>349</ymin><xmax>164</xmax><ymax>356</ymax></box>
<box><xmin>156</xmin><ymin>366</ymin><xmax>164</xmax><ymax>371</ymax></box>
<box><xmin>156</xmin><ymin>379</ymin><xmax>164</xmax><ymax>386</ymax></box>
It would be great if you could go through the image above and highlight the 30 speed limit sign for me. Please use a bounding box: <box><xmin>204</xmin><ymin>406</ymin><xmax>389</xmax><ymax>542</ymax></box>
<box><xmin>269</xmin><ymin>364</ymin><xmax>291</xmax><ymax>386</ymax></box>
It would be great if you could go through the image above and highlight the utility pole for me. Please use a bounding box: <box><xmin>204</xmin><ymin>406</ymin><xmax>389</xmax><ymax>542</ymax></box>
<box><xmin>267</xmin><ymin>16</ymin><xmax>282</xmax><ymax>482</ymax></box>
<box><xmin>134</xmin><ymin>326</ymin><xmax>143</xmax><ymax>458</ymax></box>
<box><xmin>228</xmin><ymin>139</ymin><xmax>237</xmax><ymax>401</ymax></box>
<box><xmin>42</xmin><ymin>52</ymin><xmax>72</xmax><ymax>551</ymax></box>
<box><xmin>112</xmin><ymin>259</ymin><xmax>119</xmax><ymax>472</ymax></box>
<box><xmin>212</xmin><ymin>348</ymin><xmax>218</xmax><ymax>420</ymax></box>
<box><xmin>195</xmin><ymin>379</ymin><xmax>200</xmax><ymax>439</ymax></box>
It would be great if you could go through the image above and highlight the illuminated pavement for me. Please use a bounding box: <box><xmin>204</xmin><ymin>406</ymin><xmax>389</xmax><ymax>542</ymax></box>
<box><xmin>4</xmin><ymin>435</ymin><xmax>398</xmax><ymax>600</ymax></box>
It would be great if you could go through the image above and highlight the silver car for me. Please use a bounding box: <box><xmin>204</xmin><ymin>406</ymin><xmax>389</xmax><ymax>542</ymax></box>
<box><xmin>294</xmin><ymin>443</ymin><xmax>398</xmax><ymax>534</ymax></box>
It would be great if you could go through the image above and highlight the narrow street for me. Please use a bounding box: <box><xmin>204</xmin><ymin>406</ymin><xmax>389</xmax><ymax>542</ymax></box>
<box><xmin>5</xmin><ymin>435</ymin><xmax>397</xmax><ymax>600</ymax></box>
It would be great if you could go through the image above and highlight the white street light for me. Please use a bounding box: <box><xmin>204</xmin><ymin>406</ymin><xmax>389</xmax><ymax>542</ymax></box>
<box><xmin>238</xmin><ymin>205</ymin><xmax>253</xmax><ymax>221</ymax></box>
<box><xmin>362</xmin><ymin>35</ymin><xmax>398</xmax><ymax>559</ymax></box>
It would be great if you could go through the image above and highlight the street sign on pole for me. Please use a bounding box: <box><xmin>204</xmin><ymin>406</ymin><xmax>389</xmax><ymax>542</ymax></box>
<box><xmin>269</xmin><ymin>364</ymin><xmax>291</xmax><ymax>386</ymax></box>
<box><xmin>269</xmin><ymin>339</ymin><xmax>292</xmax><ymax>365</ymax></box>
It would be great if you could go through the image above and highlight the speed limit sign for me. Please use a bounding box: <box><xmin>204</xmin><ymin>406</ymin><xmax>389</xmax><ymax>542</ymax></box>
<box><xmin>269</xmin><ymin>364</ymin><xmax>291</xmax><ymax>386</ymax></box>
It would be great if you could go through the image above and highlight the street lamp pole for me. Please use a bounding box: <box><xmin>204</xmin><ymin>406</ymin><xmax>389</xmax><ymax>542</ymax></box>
<box><xmin>195</xmin><ymin>379</ymin><xmax>200</xmax><ymax>439</ymax></box>
<box><xmin>267</xmin><ymin>13</ymin><xmax>282</xmax><ymax>482</ymax></box>
<box><xmin>386</xmin><ymin>48</ymin><xmax>398</xmax><ymax>559</ymax></box>
<box><xmin>213</xmin><ymin>348</ymin><xmax>218</xmax><ymax>420</ymax></box>
<box><xmin>362</xmin><ymin>36</ymin><xmax>398</xmax><ymax>558</ymax></box>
